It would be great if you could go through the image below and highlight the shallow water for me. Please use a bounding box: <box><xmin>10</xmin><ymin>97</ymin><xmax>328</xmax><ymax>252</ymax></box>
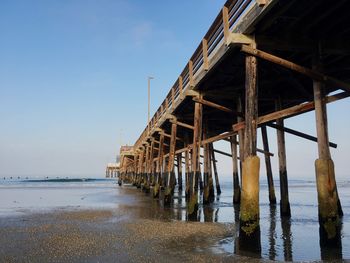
<box><xmin>1</xmin><ymin>176</ymin><xmax>349</xmax><ymax>261</ymax></box>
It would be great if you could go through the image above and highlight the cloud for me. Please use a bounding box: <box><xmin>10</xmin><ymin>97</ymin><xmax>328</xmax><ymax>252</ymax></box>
<box><xmin>131</xmin><ymin>21</ymin><xmax>153</xmax><ymax>47</ymax></box>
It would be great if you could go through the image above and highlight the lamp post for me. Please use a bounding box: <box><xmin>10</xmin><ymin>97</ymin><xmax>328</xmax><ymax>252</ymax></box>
<box><xmin>148</xmin><ymin>76</ymin><xmax>154</xmax><ymax>135</ymax></box>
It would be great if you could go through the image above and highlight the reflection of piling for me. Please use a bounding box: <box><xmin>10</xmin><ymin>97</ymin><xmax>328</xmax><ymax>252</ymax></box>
<box><xmin>281</xmin><ymin>216</ymin><xmax>293</xmax><ymax>261</ymax></box>
<box><xmin>268</xmin><ymin>205</ymin><xmax>277</xmax><ymax>261</ymax></box>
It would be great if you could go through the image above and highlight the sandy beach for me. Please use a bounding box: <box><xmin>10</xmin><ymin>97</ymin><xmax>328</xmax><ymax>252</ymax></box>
<box><xmin>0</xmin><ymin>206</ymin><xmax>261</xmax><ymax>263</ymax></box>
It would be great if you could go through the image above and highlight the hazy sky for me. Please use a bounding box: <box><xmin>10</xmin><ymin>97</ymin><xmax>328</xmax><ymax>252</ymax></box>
<box><xmin>0</xmin><ymin>1</ymin><xmax>349</xmax><ymax>179</ymax></box>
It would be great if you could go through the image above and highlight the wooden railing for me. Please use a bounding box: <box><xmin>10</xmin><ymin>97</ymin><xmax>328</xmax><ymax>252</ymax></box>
<box><xmin>133</xmin><ymin>0</ymin><xmax>254</xmax><ymax>150</ymax></box>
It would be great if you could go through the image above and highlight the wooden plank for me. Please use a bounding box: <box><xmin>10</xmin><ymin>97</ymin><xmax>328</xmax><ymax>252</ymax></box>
<box><xmin>241</xmin><ymin>45</ymin><xmax>350</xmax><ymax>93</ymax></box>
<box><xmin>266</xmin><ymin>123</ymin><xmax>337</xmax><ymax>148</ymax></box>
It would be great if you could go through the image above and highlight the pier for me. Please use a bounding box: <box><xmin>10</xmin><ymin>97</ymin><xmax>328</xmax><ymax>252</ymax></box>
<box><xmin>117</xmin><ymin>0</ymin><xmax>350</xmax><ymax>248</ymax></box>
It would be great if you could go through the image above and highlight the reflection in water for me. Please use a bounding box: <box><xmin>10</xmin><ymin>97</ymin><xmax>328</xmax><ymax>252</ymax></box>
<box><xmin>320</xmin><ymin>219</ymin><xmax>343</xmax><ymax>260</ymax></box>
<box><xmin>204</xmin><ymin>206</ymin><xmax>214</xmax><ymax>222</ymax></box>
<box><xmin>268</xmin><ymin>205</ymin><xmax>277</xmax><ymax>261</ymax></box>
<box><xmin>125</xmin><ymin>180</ymin><xmax>347</xmax><ymax>261</ymax></box>
<box><xmin>281</xmin><ymin>216</ymin><xmax>293</xmax><ymax>261</ymax></box>
<box><xmin>232</xmin><ymin>204</ymin><xmax>262</xmax><ymax>258</ymax></box>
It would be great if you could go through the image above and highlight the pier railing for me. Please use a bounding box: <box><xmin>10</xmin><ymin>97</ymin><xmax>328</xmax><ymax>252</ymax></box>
<box><xmin>134</xmin><ymin>0</ymin><xmax>254</xmax><ymax>150</ymax></box>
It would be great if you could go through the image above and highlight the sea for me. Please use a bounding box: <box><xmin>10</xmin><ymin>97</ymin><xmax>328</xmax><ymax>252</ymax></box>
<box><xmin>1</xmin><ymin>175</ymin><xmax>350</xmax><ymax>261</ymax></box>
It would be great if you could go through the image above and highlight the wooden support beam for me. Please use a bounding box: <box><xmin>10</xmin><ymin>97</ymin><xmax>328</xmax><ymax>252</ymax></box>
<box><xmin>266</xmin><ymin>123</ymin><xmax>337</xmax><ymax>148</ymax></box>
<box><xmin>233</xmin><ymin>91</ymin><xmax>350</xmax><ymax>132</ymax></box>
<box><xmin>223</xmin><ymin>137</ymin><xmax>274</xmax><ymax>157</ymax></box>
<box><xmin>201</xmin><ymin>131</ymin><xmax>237</xmax><ymax>146</ymax></box>
<box><xmin>192</xmin><ymin>97</ymin><xmax>241</xmax><ymax>115</ymax></box>
<box><xmin>169</xmin><ymin>119</ymin><xmax>194</xmax><ymax>130</ymax></box>
<box><xmin>241</xmin><ymin>45</ymin><xmax>350</xmax><ymax>93</ymax></box>
<box><xmin>161</xmin><ymin>131</ymin><xmax>183</xmax><ymax>142</ymax></box>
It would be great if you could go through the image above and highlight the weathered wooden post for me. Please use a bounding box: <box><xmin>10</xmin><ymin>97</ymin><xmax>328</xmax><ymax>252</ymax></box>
<box><xmin>144</xmin><ymin>140</ymin><xmax>154</xmax><ymax>193</ymax></box>
<box><xmin>239</xmin><ymin>49</ymin><xmax>260</xmax><ymax>242</ymax></box>
<box><xmin>177</xmin><ymin>153</ymin><xmax>183</xmax><ymax>191</ymax></box>
<box><xmin>185</xmin><ymin>146</ymin><xmax>191</xmax><ymax>199</ymax></box>
<box><xmin>276</xmin><ymin>98</ymin><xmax>291</xmax><ymax>216</ymax></box>
<box><xmin>237</xmin><ymin>96</ymin><xmax>245</xmax><ymax>181</ymax></box>
<box><xmin>142</xmin><ymin>143</ymin><xmax>150</xmax><ymax>191</ymax></box>
<box><xmin>261</xmin><ymin>126</ymin><xmax>276</xmax><ymax>204</ymax></box>
<box><xmin>203</xmin><ymin>124</ymin><xmax>214</xmax><ymax>204</ymax></box>
<box><xmin>188</xmin><ymin>98</ymin><xmax>202</xmax><ymax>217</ymax></box>
<box><xmin>164</xmin><ymin>122</ymin><xmax>177</xmax><ymax>205</ymax></box>
<box><xmin>153</xmin><ymin>132</ymin><xmax>164</xmax><ymax>198</ymax></box>
<box><xmin>209</xmin><ymin>143</ymin><xmax>221</xmax><ymax>195</ymax></box>
<box><xmin>313</xmin><ymin>57</ymin><xmax>342</xmax><ymax>246</ymax></box>
<box><xmin>230</xmin><ymin>135</ymin><xmax>241</xmax><ymax>204</ymax></box>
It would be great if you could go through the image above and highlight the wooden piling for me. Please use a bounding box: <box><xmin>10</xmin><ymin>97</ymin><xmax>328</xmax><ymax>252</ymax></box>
<box><xmin>185</xmin><ymin>147</ymin><xmax>191</xmax><ymax>199</ymax></box>
<box><xmin>276</xmin><ymin>98</ymin><xmax>291</xmax><ymax>217</ymax></box>
<box><xmin>153</xmin><ymin>132</ymin><xmax>164</xmax><ymax>198</ymax></box>
<box><xmin>313</xmin><ymin>58</ymin><xmax>341</xmax><ymax>246</ymax></box>
<box><xmin>177</xmin><ymin>153</ymin><xmax>183</xmax><ymax>190</ymax></box>
<box><xmin>203</xmin><ymin>123</ymin><xmax>214</xmax><ymax>204</ymax></box>
<box><xmin>261</xmin><ymin>126</ymin><xmax>276</xmax><ymax>204</ymax></box>
<box><xmin>164</xmin><ymin>122</ymin><xmax>177</xmax><ymax>205</ymax></box>
<box><xmin>240</xmin><ymin>52</ymin><xmax>260</xmax><ymax>237</ymax></box>
<box><xmin>188</xmin><ymin>100</ymin><xmax>202</xmax><ymax>217</ymax></box>
<box><xmin>237</xmin><ymin>96</ymin><xmax>245</xmax><ymax>181</ymax></box>
<box><xmin>230</xmin><ymin>135</ymin><xmax>241</xmax><ymax>204</ymax></box>
<box><xmin>209</xmin><ymin>142</ymin><xmax>221</xmax><ymax>195</ymax></box>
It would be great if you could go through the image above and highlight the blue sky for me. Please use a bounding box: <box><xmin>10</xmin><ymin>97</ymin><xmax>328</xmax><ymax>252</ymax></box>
<box><xmin>0</xmin><ymin>0</ymin><xmax>349</xmax><ymax>179</ymax></box>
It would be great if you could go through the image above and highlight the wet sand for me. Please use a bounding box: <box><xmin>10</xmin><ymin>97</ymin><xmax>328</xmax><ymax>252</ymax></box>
<box><xmin>0</xmin><ymin>182</ymin><xmax>239</xmax><ymax>263</ymax></box>
<box><xmin>0</xmin><ymin>208</ymin><xmax>263</xmax><ymax>263</ymax></box>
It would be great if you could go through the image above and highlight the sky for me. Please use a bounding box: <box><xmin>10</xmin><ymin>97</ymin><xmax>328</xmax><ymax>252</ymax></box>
<box><xmin>0</xmin><ymin>0</ymin><xmax>349</xmax><ymax>180</ymax></box>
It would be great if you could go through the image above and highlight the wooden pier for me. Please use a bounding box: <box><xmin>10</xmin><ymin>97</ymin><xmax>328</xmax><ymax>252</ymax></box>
<box><xmin>118</xmin><ymin>0</ymin><xmax>350</xmax><ymax>247</ymax></box>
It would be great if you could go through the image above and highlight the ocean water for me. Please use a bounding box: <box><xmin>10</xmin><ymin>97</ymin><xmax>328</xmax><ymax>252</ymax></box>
<box><xmin>1</xmin><ymin>176</ymin><xmax>349</xmax><ymax>261</ymax></box>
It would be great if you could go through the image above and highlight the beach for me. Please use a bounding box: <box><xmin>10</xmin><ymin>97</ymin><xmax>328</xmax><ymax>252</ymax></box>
<box><xmin>0</xmin><ymin>179</ymin><xmax>251</xmax><ymax>263</ymax></box>
<box><xmin>1</xmin><ymin>178</ymin><xmax>350</xmax><ymax>262</ymax></box>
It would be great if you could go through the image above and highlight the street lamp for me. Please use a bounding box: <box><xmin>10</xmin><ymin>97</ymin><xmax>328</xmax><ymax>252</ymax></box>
<box><xmin>148</xmin><ymin>76</ymin><xmax>154</xmax><ymax>134</ymax></box>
